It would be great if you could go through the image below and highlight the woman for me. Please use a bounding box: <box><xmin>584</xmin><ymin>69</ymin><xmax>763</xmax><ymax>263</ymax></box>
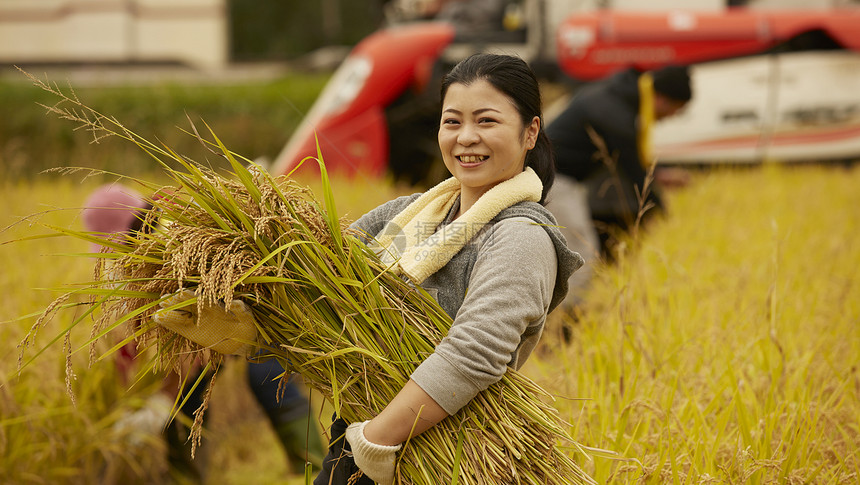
<box><xmin>315</xmin><ymin>53</ymin><xmax>583</xmax><ymax>484</ymax></box>
<box><xmin>153</xmin><ymin>53</ymin><xmax>583</xmax><ymax>484</ymax></box>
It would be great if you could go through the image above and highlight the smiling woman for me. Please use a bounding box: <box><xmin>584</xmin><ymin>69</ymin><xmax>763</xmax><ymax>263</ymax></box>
<box><xmin>303</xmin><ymin>52</ymin><xmax>584</xmax><ymax>485</ymax></box>
<box><xmin>438</xmin><ymin>79</ymin><xmax>539</xmax><ymax>213</ymax></box>
<box><xmin>439</xmin><ymin>53</ymin><xmax>556</xmax><ymax>208</ymax></box>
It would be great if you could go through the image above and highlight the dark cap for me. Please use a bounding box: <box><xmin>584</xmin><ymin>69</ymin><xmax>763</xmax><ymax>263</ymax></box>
<box><xmin>651</xmin><ymin>65</ymin><xmax>692</xmax><ymax>102</ymax></box>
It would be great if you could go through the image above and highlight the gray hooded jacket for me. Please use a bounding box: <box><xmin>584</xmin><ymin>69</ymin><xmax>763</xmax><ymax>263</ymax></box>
<box><xmin>352</xmin><ymin>194</ymin><xmax>583</xmax><ymax>414</ymax></box>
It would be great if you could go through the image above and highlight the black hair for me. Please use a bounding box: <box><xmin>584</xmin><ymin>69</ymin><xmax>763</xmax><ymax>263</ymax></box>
<box><xmin>440</xmin><ymin>53</ymin><xmax>555</xmax><ymax>204</ymax></box>
<box><xmin>129</xmin><ymin>202</ymin><xmax>155</xmax><ymax>236</ymax></box>
<box><xmin>652</xmin><ymin>65</ymin><xmax>692</xmax><ymax>102</ymax></box>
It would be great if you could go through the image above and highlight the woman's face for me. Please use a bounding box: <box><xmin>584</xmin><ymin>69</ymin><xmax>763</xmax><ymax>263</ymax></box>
<box><xmin>438</xmin><ymin>79</ymin><xmax>539</xmax><ymax>200</ymax></box>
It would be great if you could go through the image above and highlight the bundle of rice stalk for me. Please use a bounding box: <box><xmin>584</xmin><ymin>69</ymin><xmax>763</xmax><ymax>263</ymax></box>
<box><xmin>20</xmin><ymin>72</ymin><xmax>603</xmax><ymax>484</ymax></box>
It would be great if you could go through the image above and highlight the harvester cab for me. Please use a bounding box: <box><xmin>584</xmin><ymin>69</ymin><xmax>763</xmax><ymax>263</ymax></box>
<box><xmin>271</xmin><ymin>0</ymin><xmax>860</xmax><ymax>181</ymax></box>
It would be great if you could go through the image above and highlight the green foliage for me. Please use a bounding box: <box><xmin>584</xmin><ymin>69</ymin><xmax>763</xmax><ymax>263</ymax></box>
<box><xmin>0</xmin><ymin>73</ymin><xmax>328</xmax><ymax>179</ymax></box>
<box><xmin>228</xmin><ymin>0</ymin><xmax>384</xmax><ymax>60</ymax></box>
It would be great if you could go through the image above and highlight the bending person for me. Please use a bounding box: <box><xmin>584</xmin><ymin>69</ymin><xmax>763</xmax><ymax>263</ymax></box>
<box><xmin>547</xmin><ymin>65</ymin><xmax>693</xmax><ymax>260</ymax></box>
<box><xmin>83</xmin><ymin>184</ymin><xmax>324</xmax><ymax>479</ymax></box>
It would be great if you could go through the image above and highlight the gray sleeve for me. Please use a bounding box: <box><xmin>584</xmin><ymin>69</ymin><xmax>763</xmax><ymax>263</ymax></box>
<box><xmin>348</xmin><ymin>193</ymin><xmax>421</xmax><ymax>243</ymax></box>
<box><xmin>410</xmin><ymin>217</ymin><xmax>557</xmax><ymax>414</ymax></box>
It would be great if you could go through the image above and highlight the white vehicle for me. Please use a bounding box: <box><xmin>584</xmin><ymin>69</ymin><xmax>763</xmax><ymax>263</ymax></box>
<box><xmin>654</xmin><ymin>50</ymin><xmax>860</xmax><ymax>163</ymax></box>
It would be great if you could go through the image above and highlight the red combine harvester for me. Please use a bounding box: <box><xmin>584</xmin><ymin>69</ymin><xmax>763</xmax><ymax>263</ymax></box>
<box><xmin>272</xmin><ymin>3</ymin><xmax>860</xmax><ymax>180</ymax></box>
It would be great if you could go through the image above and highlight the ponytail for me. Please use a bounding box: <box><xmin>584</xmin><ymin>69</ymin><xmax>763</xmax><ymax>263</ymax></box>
<box><xmin>526</xmin><ymin>129</ymin><xmax>555</xmax><ymax>204</ymax></box>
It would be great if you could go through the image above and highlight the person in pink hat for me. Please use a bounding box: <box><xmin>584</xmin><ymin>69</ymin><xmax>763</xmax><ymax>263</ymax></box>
<box><xmin>82</xmin><ymin>184</ymin><xmax>153</xmax><ymax>251</ymax></box>
<box><xmin>82</xmin><ymin>183</ymin><xmax>324</xmax><ymax>481</ymax></box>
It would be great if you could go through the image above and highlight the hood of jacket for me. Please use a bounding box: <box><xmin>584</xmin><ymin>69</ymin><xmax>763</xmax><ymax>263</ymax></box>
<box><xmin>605</xmin><ymin>67</ymin><xmax>642</xmax><ymax>112</ymax></box>
<box><xmin>494</xmin><ymin>201</ymin><xmax>584</xmax><ymax>313</ymax></box>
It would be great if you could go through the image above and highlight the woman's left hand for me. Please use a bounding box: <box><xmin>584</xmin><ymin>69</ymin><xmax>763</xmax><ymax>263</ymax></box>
<box><xmin>345</xmin><ymin>420</ymin><xmax>401</xmax><ymax>485</ymax></box>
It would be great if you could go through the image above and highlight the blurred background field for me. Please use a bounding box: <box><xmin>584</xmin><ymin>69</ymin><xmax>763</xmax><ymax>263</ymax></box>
<box><xmin>530</xmin><ymin>163</ymin><xmax>860</xmax><ymax>484</ymax></box>
<box><xmin>2</xmin><ymin>74</ymin><xmax>858</xmax><ymax>482</ymax></box>
<box><xmin>0</xmin><ymin>73</ymin><xmax>330</xmax><ymax>180</ymax></box>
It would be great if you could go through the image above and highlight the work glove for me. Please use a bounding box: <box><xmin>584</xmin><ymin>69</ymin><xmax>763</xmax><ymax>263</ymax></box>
<box><xmin>112</xmin><ymin>392</ymin><xmax>173</xmax><ymax>447</ymax></box>
<box><xmin>345</xmin><ymin>420</ymin><xmax>401</xmax><ymax>485</ymax></box>
<box><xmin>152</xmin><ymin>288</ymin><xmax>258</xmax><ymax>356</ymax></box>
<box><xmin>99</xmin><ymin>260</ymin><xmax>129</xmax><ymax>291</ymax></box>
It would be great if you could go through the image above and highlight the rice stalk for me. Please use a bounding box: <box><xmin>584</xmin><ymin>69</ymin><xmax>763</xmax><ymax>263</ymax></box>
<box><xmin>20</xmin><ymin>70</ymin><xmax>604</xmax><ymax>484</ymax></box>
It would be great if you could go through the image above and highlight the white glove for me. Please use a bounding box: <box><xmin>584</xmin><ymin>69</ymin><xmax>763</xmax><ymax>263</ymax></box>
<box><xmin>100</xmin><ymin>261</ymin><xmax>128</xmax><ymax>291</ymax></box>
<box><xmin>345</xmin><ymin>420</ymin><xmax>401</xmax><ymax>485</ymax></box>
<box><xmin>152</xmin><ymin>288</ymin><xmax>258</xmax><ymax>356</ymax></box>
<box><xmin>112</xmin><ymin>393</ymin><xmax>173</xmax><ymax>447</ymax></box>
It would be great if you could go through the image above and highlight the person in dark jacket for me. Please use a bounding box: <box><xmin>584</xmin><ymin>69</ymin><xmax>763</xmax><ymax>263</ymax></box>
<box><xmin>544</xmin><ymin>65</ymin><xmax>692</xmax><ymax>312</ymax></box>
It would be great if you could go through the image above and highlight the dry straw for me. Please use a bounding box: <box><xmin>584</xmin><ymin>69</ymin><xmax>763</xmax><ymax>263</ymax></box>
<box><xmin>20</xmin><ymin>70</ymin><xmax>602</xmax><ymax>484</ymax></box>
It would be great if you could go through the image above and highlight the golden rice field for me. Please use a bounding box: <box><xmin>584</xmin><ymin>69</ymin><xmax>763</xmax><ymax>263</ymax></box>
<box><xmin>2</xmin><ymin>161</ymin><xmax>858</xmax><ymax>484</ymax></box>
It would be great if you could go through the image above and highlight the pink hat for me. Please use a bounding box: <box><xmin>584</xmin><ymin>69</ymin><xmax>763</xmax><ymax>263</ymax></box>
<box><xmin>82</xmin><ymin>184</ymin><xmax>149</xmax><ymax>235</ymax></box>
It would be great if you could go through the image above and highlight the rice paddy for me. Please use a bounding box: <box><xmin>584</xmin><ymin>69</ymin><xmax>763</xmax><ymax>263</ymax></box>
<box><xmin>1</xmin><ymin>76</ymin><xmax>857</xmax><ymax>484</ymax></box>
